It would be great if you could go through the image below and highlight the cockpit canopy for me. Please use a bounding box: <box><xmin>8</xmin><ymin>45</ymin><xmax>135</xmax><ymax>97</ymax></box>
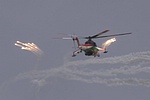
<box><xmin>85</xmin><ymin>40</ymin><xmax>97</xmax><ymax>46</ymax></box>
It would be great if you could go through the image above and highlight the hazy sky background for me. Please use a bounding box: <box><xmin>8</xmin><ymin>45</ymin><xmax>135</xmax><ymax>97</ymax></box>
<box><xmin>0</xmin><ymin>0</ymin><xmax>150</xmax><ymax>100</ymax></box>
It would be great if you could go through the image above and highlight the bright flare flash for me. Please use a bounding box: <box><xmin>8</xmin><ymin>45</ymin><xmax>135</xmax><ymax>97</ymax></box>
<box><xmin>102</xmin><ymin>38</ymin><xmax>116</xmax><ymax>48</ymax></box>
<box><xmin>15</xmin><ymin>41</ymin><xmax>43</xmax><ymax>56</ymax></box>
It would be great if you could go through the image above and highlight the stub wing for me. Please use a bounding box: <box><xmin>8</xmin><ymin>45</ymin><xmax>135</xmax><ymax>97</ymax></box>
<box><xmin>72</xmin><ymin>49</ymin><xmax>82</xmax><ymax>57</ymax></box>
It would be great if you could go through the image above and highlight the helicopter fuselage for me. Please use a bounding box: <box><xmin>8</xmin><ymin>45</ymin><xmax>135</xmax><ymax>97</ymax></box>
<box><xmin>65</xmin><ymin>30</ymin><xmax>131</xmax><ymax>57</ymax></box>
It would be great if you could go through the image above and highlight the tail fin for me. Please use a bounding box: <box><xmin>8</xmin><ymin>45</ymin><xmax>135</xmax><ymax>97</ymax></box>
<box><xmin>57</xmin><ymin>34</ymin><xmax>80</xmax><ymax>48</ymax></box>
<box><xmin>72</xmin><ymin>37</ymin><xmax>80</xmax><ymax>47</ymax></box>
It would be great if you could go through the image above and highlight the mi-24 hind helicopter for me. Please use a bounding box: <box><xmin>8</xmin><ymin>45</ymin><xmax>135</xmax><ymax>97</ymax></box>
<box><xmin>59</xmin><ymin>30</ymin><xmax>131</xmax><ymax>57</ymax></box>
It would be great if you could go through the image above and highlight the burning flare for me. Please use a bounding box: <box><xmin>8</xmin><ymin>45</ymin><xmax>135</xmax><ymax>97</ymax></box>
<box><xmin>15</xmin><ymin>41</ymin><xmax>43</xmax><ymax>56</ymax></box>
<box><xmin>102</xmin><ymin>38</ymin><xmax>116</xmax><ymax>49</ymax></box>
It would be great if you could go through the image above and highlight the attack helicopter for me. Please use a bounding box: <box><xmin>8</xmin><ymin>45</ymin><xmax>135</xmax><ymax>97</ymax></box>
<box><xmin>59</xmin><ymin>30</ymin><xmax>131</xmax><ymax>57</ymax></box>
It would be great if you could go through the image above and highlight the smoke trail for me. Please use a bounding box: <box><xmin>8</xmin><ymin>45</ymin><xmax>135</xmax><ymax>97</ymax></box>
<box><xmin>12</xmin><ymin>51</ymin><xmax>150</xmax><ymax>87</ymax></box>
<box><xmin>64</xmin><ymin>51</ymin><xmax>150</xmax><ymax>67</ymax></box>
<box><xmin>14</xmin><ymin>66</ymin><xmax>150</xmax><ymax>87</ymax></box>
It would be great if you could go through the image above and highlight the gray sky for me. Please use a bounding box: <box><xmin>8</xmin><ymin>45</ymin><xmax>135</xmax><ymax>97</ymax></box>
<box><xmin>0</xmin><ymin>0</ymin><xmax>150</xmax><ymax>100</ymax></box>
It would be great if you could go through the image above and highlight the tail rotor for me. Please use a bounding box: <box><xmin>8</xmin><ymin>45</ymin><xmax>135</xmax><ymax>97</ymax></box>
<box><xmin>72</xmin><ymin>38</ymin><xmax>76</xmax><ymax>49</ymax></box>
<box><xmin>54</xmin><ymin>33</ymin><xmax>78</xmax><ymax>49</ymax></box>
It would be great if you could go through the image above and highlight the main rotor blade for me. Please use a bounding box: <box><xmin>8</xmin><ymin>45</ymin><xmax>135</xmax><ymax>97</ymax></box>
<box><xmin>84</xmin><ymin>30</ymin><xmax>109</xmax><ymax>39</ymax></box>
<box><xmin>53</xmin><ymin>37</ymin><xmax>73</xmax><ymax>40</ymax></box>
<box><xmin>91</xmin><ymin>30</ymin><xmax>110</xmax><ymax>38</ymax></box>
<box><xmin>62</xmin><ymin>37</ymin><xmax>73</xmax><ymax>40</ymax></box>
<box><xmin>95</xmin><ymin>32</ymin><xmax>132</xmax><ymax>38</ymax></box>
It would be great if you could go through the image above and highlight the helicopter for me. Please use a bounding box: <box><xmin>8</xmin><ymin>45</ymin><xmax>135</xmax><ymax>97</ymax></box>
<box><xmin>59</xmin><ymin>30</ymin><xmax>131</xmax><ymax>57</ymax></box>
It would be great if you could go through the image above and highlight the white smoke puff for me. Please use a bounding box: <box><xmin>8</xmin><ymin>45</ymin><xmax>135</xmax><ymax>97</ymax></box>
<box><xmin>31</xmin><ymin>79</ymin><xmax>46</xmax><ymax>87</ymax></box>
